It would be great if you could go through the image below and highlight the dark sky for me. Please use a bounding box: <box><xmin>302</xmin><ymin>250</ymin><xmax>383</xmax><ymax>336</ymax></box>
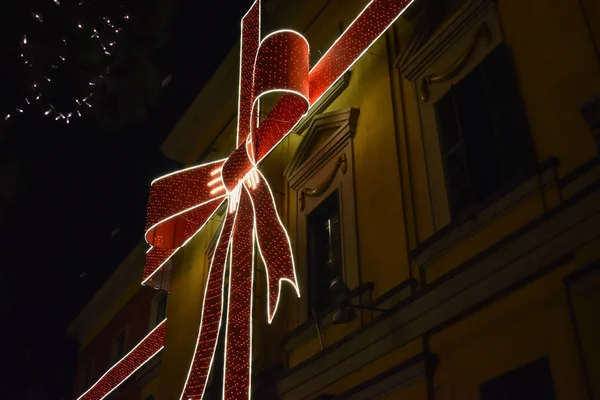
<box><xmin>0</xmin><ymin>0</ymin><xmax>253</xmax><ymax>398</ymax></box>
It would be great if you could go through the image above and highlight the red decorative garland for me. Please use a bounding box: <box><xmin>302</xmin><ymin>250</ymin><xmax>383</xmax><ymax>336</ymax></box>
<box><xmin>78</xmin><ymin>1</ymin><xmax>416</xmax><ymax>399</ymax></box>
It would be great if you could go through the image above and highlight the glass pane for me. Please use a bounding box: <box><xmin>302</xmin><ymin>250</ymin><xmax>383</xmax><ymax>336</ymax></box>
<box><xmin>156</xmin><ymin>295</ymin><xmax>167</xmax><ymax>324</ymax></box>
<box><xmin>454</xmin><ymin>64</ymin><xmax>503</xmax><ymax>204</ymax></box>
<box><xmin>435</xmin><ymin>91</ymin><xmax>461</xmax><ymax>153</ymax></box>
<box><xmin>480</xmin><ymin>45</ymin><xmax>534</xmax><ymax>181</ymax></box>
<box><xmin>480</xmin><ymin>357</ymin><xmax>556</xmax><ymax>400</ymax></box>
<box><xmin>307</xmin><ymin>191</ymin><xmax>342</xmax><ymax>312</ymax></box>
<box><xmin>434</xmin><ymin>45</ymin><xmax>534</xmax><ymax>219</ymax></box>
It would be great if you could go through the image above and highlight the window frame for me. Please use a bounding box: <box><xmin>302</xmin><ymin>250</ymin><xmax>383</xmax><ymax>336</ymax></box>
<box><xmin>306</xmin><ymin>189</ymin><xmax>344</xmax><ymax>314</ymax></box>
<box><xmin>110</xmin><ymin>326</ymin><xmax>128</xmax><ymax>364</ymax></box>
<box><xmin>79</xmin><ymin>359</ymin><xmax>95</xmax><ymax>394</ymax></box>
<box><xmin>149</xmin><ymin>291</ymin><xmax>168</xmax><ymax>331</ymax></box>
<box><xmin>402</xmin><ymin>0</ymin><xmax>510</xmax><ymax>232</ymax></box>
<box><xmin>285</xmin><ymin>108</ymin><xmax>360</xmax><ymax>323</ymax></box>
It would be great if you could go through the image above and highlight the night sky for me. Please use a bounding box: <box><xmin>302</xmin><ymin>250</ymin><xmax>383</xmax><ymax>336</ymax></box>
<box><xmin>0</xmin><ymin>0</ymin><xmax>253</xmax><ymax>398</ymax></box>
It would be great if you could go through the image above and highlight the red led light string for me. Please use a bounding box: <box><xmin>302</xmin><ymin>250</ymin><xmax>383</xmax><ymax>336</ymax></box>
<box><xmin>76</xmin><ymin>1</ymin><xmax>417</xmax><ymax>399</ymax></box>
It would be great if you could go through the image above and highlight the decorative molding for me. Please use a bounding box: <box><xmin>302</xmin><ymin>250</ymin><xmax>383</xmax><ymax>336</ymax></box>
<box><xmin>291</xmin><ymin>72</ymin><xmax>352</xmax><ymax>137</ymax></box>
<box><xmin>563</xmin><ymin>260</ymin><xmax>600</xmax><ymax>291</ymax></box>
<box><xmin>335</xmin><ymin>353</ymin><xmax>438</xmax><ymax>400</ymax></box>
<box><xmin>285</xmin><ymin>108</ymin><xmax>359</xmax><ymax>190</ymax></box>
<box><xmin>559</xmin><ymin>156</ymin><xmax>600</xmax><ymax>199</ymax></box>
<box><xmin>282</xmin><ymin>279</ymin><xmax>417</xmax><ymax>353</ymax></box>
<box><xmin>285</xmin><ymin>107</ymin><xmax>361</xmax><ymax>323</ymax></box>
<box><xmin>396</xmin><ymin>0</ymin><xmax>447</xmax><ymax>73</ymax></box>
<box><xmin>400</xmin><ymin>0</ymin><xmax>498</xmax><ymax>82</ymax></box>
<box><xmin>400</xmin><ymin>0</ymin><xmax>439</xmax><ymax>21</ymax></box>
<box><xmin>411</xmin><ymin>157</ymin><xmax>559</xmax><ymax>267</ymax></box>
<box><xmin>273</xmin><ymin>178</ymin><xmax>600</xmax><ymax>400</ymax></box>
<box><xmin>420</xmin><ymin>22</ymin><xmax>492</xmax><ymax>102</ymax></box>
<box><xmin>282</xmin><ymin>282</ymin><xmax>375</xmax><ymax>352</ymax></box>
<box><xmin>562</xmin><ymin>260</ymin><xmax>600</xmax><ymax>399</ymax></box>
<box><xmin>300</xmin><ymin>153</ymin><xmax>347</xmax><ymax>211</ymax></box>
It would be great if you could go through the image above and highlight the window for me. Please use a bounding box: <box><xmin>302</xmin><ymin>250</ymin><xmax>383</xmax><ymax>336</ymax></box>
<box><xmin>150</xmin><ymin>292</ymin><xmax>168</xmax><ymax>330</ymax></box>
<box><xmin>155</xmin><ymin>293</ymin><xmax>167</xmax><ymax>325</ymax></box>
<box><xmin>480</xmin><ymin>357</ymin><xmax>556</xmax><ymax>400</ymax></box>
<box><xmin>111</xmin><ymin>328</ymin><xmax>127</xmax><ymax>364</ymax></box>
<box><xmin>286</xmin><ymin>108</ymin><xmax>359</xmax><ymax>323</ymax></box>
<box><xmin>400</xmin><ymin>0</ymin><xmax>537</xmax><ymax>232</ymax></box>
<box><xmin>307</xmin><ymin>190</ymin><xmax>343</xmax><ymax>313</ymax></box>
<box><xmin>79</xmin><ymin>361</ymin><xmax>94</xmax><ymax>393</ymax></box>
<box><xmin>434</xmin><ymin>44</ymin><xmax>534</xmax><ymax>218</ymax></box>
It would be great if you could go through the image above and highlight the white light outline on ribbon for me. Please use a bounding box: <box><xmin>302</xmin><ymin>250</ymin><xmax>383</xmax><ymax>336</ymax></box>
<box><xmin>77</xmin><ymin>319</ymin><xmax>167</xmax><ymax>400</ymax></box>
<box><xmin>235</xmin><ymin>0</ymin><xmax>261</xmax><ymax>148</ymax></box>
<box><xmin>254</xmin><ymin>0</ymin><xmax>417</xmax><ymax>166</ymax></box>
<box><xmin>246</xmin><ymin>169</ymin><xmax>300</xmax><ymax>324</ymax></box>
<box><xmin>221</xmin><ymin>184</ymin><xmax>256</xmax><ymax>400</ymax></box>
<box><xmin>179</xmin><ymin>209</ymin><xmax>233</xmax><ymax>400</ymax></box>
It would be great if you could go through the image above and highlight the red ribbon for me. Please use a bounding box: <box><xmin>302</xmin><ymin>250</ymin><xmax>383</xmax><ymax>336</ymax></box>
<box><xmin>145</xmin><ymin>4</ymin><xmax>307</xmax><ymax>398</ymax></box>
<box><xmin>77</xmin><ymin>2</ymin><xmax>416</xmax><ymax>399</ymax></box>
<box><xmin>143</xmin><ymin>1</ymin><xmax>414</xmax><ymax>399</ymax></box>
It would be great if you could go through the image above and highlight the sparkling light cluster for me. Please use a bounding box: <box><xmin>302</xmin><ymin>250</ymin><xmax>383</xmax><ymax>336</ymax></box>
<box><xmin>77</xmin><ymin>319</ymin><xmax>167</xmax><ymax>400</ymax></box>
<box><xmin>4</xmin><ymin>1</ymin><xmax>129</xmax><ymax>124</ymax></box>
<box><xmin>77</xmin><ymin>0</ymin><xmax>417</xmax><ymax>399</ymax></box>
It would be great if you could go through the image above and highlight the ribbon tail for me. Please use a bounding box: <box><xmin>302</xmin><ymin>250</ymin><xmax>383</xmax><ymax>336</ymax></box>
<box><xmin>78</xmin><ymin>320</ymin><xmax>167</xmax><ymax>400</ymax></box>
<box><xmin>248</xmin><ymin>170</ymin><xmax>300</xmax><ymax>323</ymax></box>
<box><xmin>224</xmin><ymin>186</ymin><xmax>255</xmax><ymax>400</ymax></box>
<box><xmin>180</xmin><ymin>208</ymin><xmax>236</xmax><ymax>400</ymax></box>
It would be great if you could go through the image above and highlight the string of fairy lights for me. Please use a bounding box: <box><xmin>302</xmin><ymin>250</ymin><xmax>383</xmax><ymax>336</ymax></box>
<box><xmin>4</xmin><ymin>0</ymin><xmax>129</xmax><ymax>124</ymax></box>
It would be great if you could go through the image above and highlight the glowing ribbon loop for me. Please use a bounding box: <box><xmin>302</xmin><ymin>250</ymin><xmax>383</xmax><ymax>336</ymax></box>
<box><xmin>142</xmin><ymin>160</ymin><xmax>228</xmax><ymax>285</ymax></box>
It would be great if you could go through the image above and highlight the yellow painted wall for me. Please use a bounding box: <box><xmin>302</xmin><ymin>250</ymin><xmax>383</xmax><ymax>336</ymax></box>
<box><xmin>327</xmin><ymin>36</ymin><xmax>411</xmax><ymax>298</ymax></box>
<box><xmin>498</xmin><ymin>0</ymin><xmax>600</xmax><ymax>177</ymax></box>
<box><xmin>429</xmin><ymin>248</ymin><xmax>598</xmax><ymax>400</ymax></box>
<box><xmin>140</xmin><ymin>376</ymin><xmax>161</xmax><ymax>400</ymax></box>
<box><xmin>159</xmin><ymin>221</ymin><xmax>220</xmax><ymax>400</ymax></box>
<box><xmin>570</xmin><ymin>272</ymin><xmax>600</xmax><ymax>398</ymax></box>
<box><xmin>382</xmin><ymin>378</ymin><xmax>428</xmax><ymax>400</ymax></box>
<box><xmin>284</xmin><ymin>32</ymin><xmax>412</xmax><ymax>368</ymax></box>
<box><xmin>151</xmin><ymin>0</ymin><xmax>600</xmax><ymax>397</ymax></box>
<box><xmin>312</xmin><ymin>338</ymin><xmax>424</xmax><ymax>398</ymax></box>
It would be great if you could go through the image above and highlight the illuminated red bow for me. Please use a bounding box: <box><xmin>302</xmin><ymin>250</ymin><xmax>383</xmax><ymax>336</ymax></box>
<box><xmin>144</xmin><ymin>4</ymin><xmax>308</xmax><ymax>398</ymax></box>
<box><xmin>68</xmin><ymin>1</ymin><xmax>416</xmax><ymax>400</ymax></box>
<box><xmin>144</xmin><ymin>1</ymin><xmax>414</xmax><ymax>398</ymax></box>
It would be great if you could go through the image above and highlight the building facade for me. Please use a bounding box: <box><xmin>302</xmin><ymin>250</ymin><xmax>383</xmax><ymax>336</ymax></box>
<box><xmin>70</xmin><ymin>0</ymin><xmax>600</xmax><ymax>398</ymax></box>
<box><xmin>69</xmin><ymin>243</ymin><xmax>167</xmax><ymax>400</ymax></box>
